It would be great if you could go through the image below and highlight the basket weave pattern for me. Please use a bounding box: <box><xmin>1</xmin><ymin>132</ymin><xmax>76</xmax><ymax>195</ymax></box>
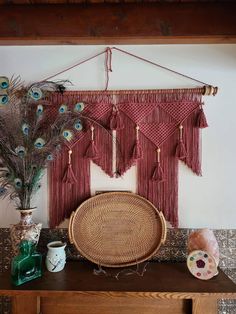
<box><xmin>69</xmin><ymin>192</ymin><xmax>166</xmax><ymax>267</ymax></box>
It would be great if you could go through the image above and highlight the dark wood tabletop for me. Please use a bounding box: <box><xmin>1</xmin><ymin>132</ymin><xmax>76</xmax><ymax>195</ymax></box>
<box><xmin>0</xmin><ymin>261</ymin><xmax>235</xmax><ymax>298</ymax></box>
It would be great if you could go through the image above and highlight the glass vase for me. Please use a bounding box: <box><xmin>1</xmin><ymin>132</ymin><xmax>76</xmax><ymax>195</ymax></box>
<box><xmin>11</xmin><ymin>240</ymin><xmax>42</xmax><ymax>286</ymax></box>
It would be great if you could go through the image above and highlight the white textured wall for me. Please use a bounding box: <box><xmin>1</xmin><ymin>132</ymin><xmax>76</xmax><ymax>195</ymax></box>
<box><xmin>0</xmin><ymin>45</ymin><xmax>235</xmax><ymax>229</ymax></box>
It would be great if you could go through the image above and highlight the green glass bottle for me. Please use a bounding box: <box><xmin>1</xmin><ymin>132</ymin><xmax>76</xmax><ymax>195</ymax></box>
<box><xmin>11</xmin><ymin>240</ymin><xmax>42</xmax><ymax>286</ymax></box>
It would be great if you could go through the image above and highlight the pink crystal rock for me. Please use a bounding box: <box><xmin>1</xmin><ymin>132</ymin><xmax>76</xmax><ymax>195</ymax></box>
<box><xmin>187</xmin><ymin>229</ymin><xmax>219</xmax><ymax>266</ymax></box>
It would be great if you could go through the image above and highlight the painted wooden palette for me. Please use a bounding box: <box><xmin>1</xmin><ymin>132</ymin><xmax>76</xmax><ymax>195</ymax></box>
<box><xmin>187</xmin><ymin>250</ymin><xmax>218</xmax><ymax>280</ymax></box>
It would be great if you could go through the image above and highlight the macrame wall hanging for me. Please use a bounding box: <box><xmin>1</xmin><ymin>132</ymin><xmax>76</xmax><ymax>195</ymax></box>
<box><xmin>48</xmin><ymin>47</ymin><xmax>217</xmax><ymax>228</ymax></box>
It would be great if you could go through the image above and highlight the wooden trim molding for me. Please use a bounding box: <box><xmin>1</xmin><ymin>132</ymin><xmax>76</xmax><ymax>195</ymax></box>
<box><xmin>0</xmin><ymin>2</ymin><xmax>236</xmax><ymax>45</ymax></box>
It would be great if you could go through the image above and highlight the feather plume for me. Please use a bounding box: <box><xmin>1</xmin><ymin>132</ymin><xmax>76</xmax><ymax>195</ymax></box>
<box><xmin>0</xmin><ymin>78</ymin><xmax>80</xmax><ymax>209</ymax></box>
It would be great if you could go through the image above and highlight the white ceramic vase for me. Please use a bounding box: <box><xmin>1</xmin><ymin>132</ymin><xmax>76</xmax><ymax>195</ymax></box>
<box><xmin>46</xmin><ymin>241</ymin><xmax>66</xmax><ymax>272</ymax></box>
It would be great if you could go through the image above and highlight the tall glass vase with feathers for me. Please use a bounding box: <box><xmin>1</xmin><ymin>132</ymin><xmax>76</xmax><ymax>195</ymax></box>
<box><xmin>0</xmin><ymin>76</ymin><xmax>89</xmax><ymax>254</ymax></box>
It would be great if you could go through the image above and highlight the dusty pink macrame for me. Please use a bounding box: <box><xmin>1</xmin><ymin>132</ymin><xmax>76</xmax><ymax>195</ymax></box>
<box><xmin>49</xmin><ymin>88</ymin><xmax>206</xmax><ymax>227</ymax></box>
<box><xmin>49</xmin><ymin>136</ymin><xmax>91</xmax><ymax>228</ymax></box>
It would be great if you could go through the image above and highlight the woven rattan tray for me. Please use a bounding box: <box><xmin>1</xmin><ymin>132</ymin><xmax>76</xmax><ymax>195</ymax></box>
<box><xmin>69</xmin><ymin>192</ymin><xmax>167</xmax><ymax>267</ymax></box>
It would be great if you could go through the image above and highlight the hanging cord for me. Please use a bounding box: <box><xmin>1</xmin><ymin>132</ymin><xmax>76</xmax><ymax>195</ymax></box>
<box><xmin>43</xmin><ymin>49</ymin><xmax>107</xmax><ymax>81</ymax></box>
<box><xmin>112</xmin><ymin>47</ymin><xmax>208</xmax><ymax>87</ymax></box>
<box><xmin>105</xmin><ymin>47</ymin><xmax>113</xmax><ymax>91</ymax></box>
<box><xmin>42</xmin><ymin>46</ymin><xmax>217</xmax><ymax>95</ymax></box>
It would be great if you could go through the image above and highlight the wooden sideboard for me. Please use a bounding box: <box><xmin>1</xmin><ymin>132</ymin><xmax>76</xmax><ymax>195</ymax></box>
<box><xmin>0</xmin><ymin>261</ymin><xmax>235</xmax><ymax>314</ymax></box>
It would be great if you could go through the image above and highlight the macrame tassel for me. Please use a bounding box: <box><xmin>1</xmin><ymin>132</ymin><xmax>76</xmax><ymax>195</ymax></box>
<box><xmin>85</xmin><ymin>141</ymin><xmax>99</xmax><ymax>159</ymax></box>
<box><xmin>85</xmin><ymin>126</ymin><xmax>99</xmax><ymax>159</ymax></box>
<box><xmin>132</xmin><ymin>141</ymin><xmax>142</xmax><ymax>160</ymax></box>
<box><xmin>175</xmin><ymin>125</ymin><xmax>187</xmax><ymax>160</ymax></box>
<box><xmin>176</xmin><ymin>142</ymin><xmax>187</xmax><ymax>159</ymax></box>
<box><xmin>152</xmin><ymin>148</ymin><xmax>165</xmax><ymax>182</ymax></box>
<box><xmin>132</xmin><ymin>126</ymin><xmax>143</xmax><ymax>160</ymax></box>
<box><xmin>110</xmin><ymin>106</ymin><xmax>124</xmax><ymax>130</ymax></box>
<box><xmin>63</xmin><ymin>150</ymin><xmax>77</xmax><ymax>184</ymax></box>
<box><xmin>152</xmin><ymin>163</ymin><xmax>165</xmax><ymax>182</ymax></box>
<box><xmin>196</xmin><ymin>103</ymin><xmax>208</xmax><ymax>128</ymax></box>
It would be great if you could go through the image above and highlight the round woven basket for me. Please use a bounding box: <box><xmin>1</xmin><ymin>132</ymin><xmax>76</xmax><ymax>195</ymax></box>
<box><xmin>69</xmin><ymin>192</ymin><xmax>167</xmax><ymax>267</ymax></box>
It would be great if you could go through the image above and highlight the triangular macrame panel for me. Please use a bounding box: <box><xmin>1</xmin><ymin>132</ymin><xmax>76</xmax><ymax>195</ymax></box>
<box><xmin>159</xmin><ymin>101</ymin><xmax>199</xmax><ymax>123</ymax></box>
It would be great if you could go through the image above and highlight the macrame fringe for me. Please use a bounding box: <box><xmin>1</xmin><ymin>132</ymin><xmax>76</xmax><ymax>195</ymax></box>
<box><xmin>116</xmin><ymin>115</ymin><xmax>138</xmax><ymax>176</ymax></box>
<box><xmin>92</xmin><ymin>124</ymin><xmax>113</xmax><ymax>177</ymax></box>
<box><xmin>138</xmin><ymin>132</ymin><xmax>179</xmax><ymax>227</ymax></box>
<box><xmin>137</xmin><ymin>108</ymin><xmax>179</xmax><ymax>227</ymax></box>
<box><xmin>182</xmin><ymin>109</ymin><xmax>202</xmax><ymax>175</ymax></box>
<box><xmin>196</xmin><ymin>106</ymin><xmax>208</xmax><ymax>128</ymax></box>
<box><xmin>49</xmin><ymin>134</ymin><xmax>91</xmax><ymax>228</ymax></box>
<box><xmin>51</xmin><ymin>88</ymin><xmax>203</xmax><ymax>106</ymax></box>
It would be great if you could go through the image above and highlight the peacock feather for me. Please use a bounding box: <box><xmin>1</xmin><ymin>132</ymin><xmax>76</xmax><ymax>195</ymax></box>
<box><xmin>0</xmin><ymin>94</ymin><xmax>9</xmax><ymax>105</ymax></box>
<box><xmin>22</xmin><ymin>123</ymin><xmax>30</xmax><ymax>136</ymax></box>
<box><xmin>0</xmin><ymin>77</ymin><xmax>9</xmax><ymax>90</ymax></box>
<box><xmin>74</xmin><ymin>119</ymin><xmax>83</xmax><ymax>131</ymax></box>
<box><xmin>74</xmin><ymin>102</ymin><xmax>85</xmax><ymax>112</ymax></box>
<box><xmin>34</xmin><ymin>138</ymin><xmax>46</xmax><ymax>149</ymax></box>
<box><xmin>59</xmin><ymin>104</ymin><xmax>68</xmax><ymax>114</ymax></box>
<box><xmin>15</xmin><ymin>146</ymin><xmax>26</xmax><ymax>158</ymax></box>
<box><xmin>62</xmin><ymin>129</ymin><xmax>73</xmax><ymax>141</ymax></box>
<box><xmin>36</xmin><ymin>104</ymin><xmax>43</xmax><ymax>116</ymax></box>
<box><xmin>0</xmin><ymin>78</ymin><xmax>74</xmax><ymax>209</ymax></box>
<box><xmin>0</xmin><ymin>77</ymin><xmax>109</xmax><ymax>210</ymax></box>
<box><xmin>28</xmin><ymin>86</ymin><xmax>43</xmax><ymax>101</ymax></box>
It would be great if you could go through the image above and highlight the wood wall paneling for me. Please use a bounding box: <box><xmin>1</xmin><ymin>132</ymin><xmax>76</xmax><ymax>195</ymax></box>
<box><xmin>0</xmin><ymin>3</ymin><xmax>235</xmax><ymax>44</ymax></box>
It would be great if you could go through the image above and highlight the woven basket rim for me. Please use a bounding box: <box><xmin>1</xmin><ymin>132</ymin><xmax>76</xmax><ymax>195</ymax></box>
<box><xmin>69</xmin><ymin>192</ymin><xmax>167</xmax><ymax>267</ymax></box>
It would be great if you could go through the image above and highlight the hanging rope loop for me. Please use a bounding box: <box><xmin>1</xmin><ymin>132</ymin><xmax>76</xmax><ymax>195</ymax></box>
<box><xmin>104</xmin><ymin>47</ymin><xmax>113</xmax><ymax>90</ymax></box>
<box><xmin>106</xmin><ymin>47</ymin><xmax>113</xmax><ymax>72</ymax></box>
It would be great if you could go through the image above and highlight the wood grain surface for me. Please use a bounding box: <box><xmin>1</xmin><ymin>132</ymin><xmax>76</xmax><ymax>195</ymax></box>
<box><xmin>0</xmin><ymin>261</ymin><xmax>235</xmax><ymax>297</ymax></box>
<box><xmin>2</xmin><ymin>262</ymin><xmax>235</xmax><ymax>314</ymax></box>
<box><xmin>40</xmin><ymin>296</ymin><xmax>192</xmax><ymax>314</ymax></box>
<box><xmin>0</xmin><ymin>3</ymin><xmax>235</xmax><ymax>45</ymax></box>
<box><xmin>192</xmin><ymin>298</ymin><xmax>218</xmax><ymax>314</ymax></box>
<box><xmin>0</xmin><ymin>0</ymin><xmax>233</xmax><ymax>4</ymax></box>
<box><xmin>12</xmin><ymin>296</ymin><xmax>39</xmax><ymax>314</ymax></box>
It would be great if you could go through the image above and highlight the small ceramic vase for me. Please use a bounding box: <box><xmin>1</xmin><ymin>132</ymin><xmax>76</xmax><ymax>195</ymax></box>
<box><xmin>10</xmin><ymin>208</ymin><xmax>42</xmax><ymax>256</ymax></box>
<box><xmin>187</xmin><ymin>228</ymin><xmax>219</xmax><ymax>266</ymax></box>
<box><xmin>46</xmin><ymin>241</ymin><xmax>66</xmax><ymax>272</ymax></box>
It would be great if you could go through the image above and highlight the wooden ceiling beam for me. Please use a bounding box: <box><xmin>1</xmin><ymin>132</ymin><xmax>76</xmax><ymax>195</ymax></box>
<box><xmin>0</xmin><ymin>3</ymin><xmax>236</xmax><ymax>45</ymax></box>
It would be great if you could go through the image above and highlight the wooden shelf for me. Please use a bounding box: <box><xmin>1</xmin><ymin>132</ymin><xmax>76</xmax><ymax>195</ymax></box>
<box><xmin>0</xmin><ymin>3</ymin><xmax>236</xmax><ymax>45</ymax></box>
<box><xmin>0</xmin><ymin>261</ymin><xmax>235</xmax><ymax>313</ymax></box>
